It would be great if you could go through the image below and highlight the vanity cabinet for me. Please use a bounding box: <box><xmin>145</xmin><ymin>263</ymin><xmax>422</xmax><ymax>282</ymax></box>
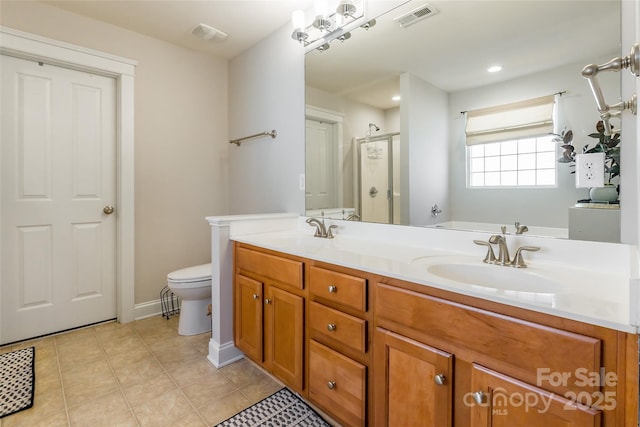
<box><xmin>233</xmin><ymin>243</ymin><xmax>637</xmax><ymax>427</ymax></box>
<box><xmin>234</xmin><ymin>245</ymin><xmax>305</xmax><ymax>392</ymax></box>
<box><xmin>307</xmin><ymin>264</ymin><xmax>372</xmax><ymax>427</ymax></box>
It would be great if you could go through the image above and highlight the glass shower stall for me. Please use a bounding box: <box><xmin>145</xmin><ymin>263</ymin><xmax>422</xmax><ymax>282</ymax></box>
<box><xmin>356</xmin><ymin>132</ymin><xmax>401</xmax><ymax>224</ymax></box>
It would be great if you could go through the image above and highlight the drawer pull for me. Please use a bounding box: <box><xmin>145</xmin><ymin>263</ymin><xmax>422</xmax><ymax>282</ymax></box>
<box><xmin>327</xmin><ymin>323</ymin><xmax>337</xmax><ymax>332</ymax></box>
<box><xmin>328</xmin><ymin>285</ymin><xmax>337</xmax><ymax>293</ymax></box>
<box><xmin>472</xmin><ymin>391</ymin><xmax>487</xmax><ymax>405</ymax></box>
<box><xmin>264</xmin><ymin>299</ymin><xmax>272</xmax><ymax>305</ymax></box>
<box><xmin>252</xmin><ymin>293</ymin><xmax>259</xmax><ymax>300</ymax></box>
<box><xmin>327</xmin><ymin>381</ymin><xmax>336</xmax><ymax>390</ymax></box>
<box><xmin>434</xmin><ymin>374</ymin><xmax>446</xmax><ymax>385</ymax></box>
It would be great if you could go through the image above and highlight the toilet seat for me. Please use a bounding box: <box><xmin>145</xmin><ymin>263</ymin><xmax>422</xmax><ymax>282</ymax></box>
<box><xmin>167</xmin><ymin>263</ymin><xmax>211</xmax><ymax>284</ymax></box>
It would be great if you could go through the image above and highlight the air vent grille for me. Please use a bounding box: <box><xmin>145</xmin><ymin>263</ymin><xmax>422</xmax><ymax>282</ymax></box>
<box><xmin>394</xmin><ymin>3</ymin><xmax>439</xmax><ymax>28</ymax></box>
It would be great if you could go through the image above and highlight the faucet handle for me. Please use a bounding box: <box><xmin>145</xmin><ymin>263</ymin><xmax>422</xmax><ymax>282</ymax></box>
<box><xmin>510</xmin><ymin>246</ymin><xmax>540</xmax><ymax>268</ymax></box>
<box><xmin>473</xmin><ymin>240</ymin><xmax>497</xmax><ymax>264</ymax></box>
<box><xmin>327</xmin><ymin>225</ymin><xmax>338</xmax><ymax>239</ymax></box>
<box><xmin>305</xmin><ymin>218</ymin><xmax>323</xmax><ymax>237</ymax></box>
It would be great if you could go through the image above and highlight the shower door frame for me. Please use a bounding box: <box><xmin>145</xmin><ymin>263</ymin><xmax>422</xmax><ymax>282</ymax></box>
<box><xmin>356</xmin><ymin>132</ymin><xmax>399</xmax><ymax>224</ymax></box>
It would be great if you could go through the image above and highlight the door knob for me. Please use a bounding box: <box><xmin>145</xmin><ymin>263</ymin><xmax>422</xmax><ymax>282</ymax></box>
<box><xmin>327</xmin><ymin>323</ymin><xmax>337</xmax><ymax>332</ymax></box>
<box><xmin>103</xmin><ymin>205</ymin><xmax>115</xmax><ymax>215</ymax></box>
<box><xmin>328</xmin><ymin>285</ymin><xmax>337</xmax><ymax>293</ymax></box>
<box><xmin>264</xmin><ymin>299</ymin><xmax>272</xmax><ymax>305</ymax></box>
<box><xmin>434</xmin><ymin>374</ymin><xmax>446</xmax><ymax>385</ymax></box>
<box><xmin>327</xmin><ymin>381</ymin><xmax>336</xmax><ymax>390</ymax></box>
<box><xmin>252</xmin><ymin>294</ymin><xmax>259</xmax><ymax>300</ymax></box>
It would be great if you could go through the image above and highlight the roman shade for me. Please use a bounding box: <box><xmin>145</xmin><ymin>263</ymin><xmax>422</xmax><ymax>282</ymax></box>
<box><xmin>465</xmin><ymin>95</ymin><xmax>555</xmax><ymax>146</ymax></box>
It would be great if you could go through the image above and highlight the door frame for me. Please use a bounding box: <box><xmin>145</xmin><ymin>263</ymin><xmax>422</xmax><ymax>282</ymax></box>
<box><xmin>0</xmin><ymin>26</ymin><xmax>136</xmax><ymax>327</ymax></box>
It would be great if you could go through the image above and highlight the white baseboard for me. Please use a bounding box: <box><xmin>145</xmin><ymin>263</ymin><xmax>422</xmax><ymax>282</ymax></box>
<box><xmin>207</xmin><ymin>339</ymin><xmax>244</xmax><ymax>368</ymax></box>
<box><xmin>134</xmin><ymin>299</ymin><xmax>164</xmax><ymax>320</ymax></box>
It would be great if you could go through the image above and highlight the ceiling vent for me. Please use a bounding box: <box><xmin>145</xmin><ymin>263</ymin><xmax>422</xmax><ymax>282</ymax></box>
<box><xmin>191</xmin><ymin>23</ymin><xmax>228</xmax><ymax>42</ymax></box>
<box><xmin>394</xmin><ymin>3</ymin><xmax>439</xmax><ymax>28</ymax></box>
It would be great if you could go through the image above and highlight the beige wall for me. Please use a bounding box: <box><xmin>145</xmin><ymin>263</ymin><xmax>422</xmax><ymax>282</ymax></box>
<box><xmin>0</xmin><ymin>1</ymin><xmax>229</xmax><ymax>305</ymax></box>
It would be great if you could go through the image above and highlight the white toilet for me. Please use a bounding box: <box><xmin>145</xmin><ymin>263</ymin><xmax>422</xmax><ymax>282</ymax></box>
<box><xmin>167</xmin><ymin>263</ymin><xmax>212</xmax><ymax>336</ymax></box>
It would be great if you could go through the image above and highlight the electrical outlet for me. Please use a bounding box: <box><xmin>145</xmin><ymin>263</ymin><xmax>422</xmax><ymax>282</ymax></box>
<box><xmin>299</xmin><ymin>174</ymin><xmax>305</xmax><ymax>191</ymax></box>
<box><xmin>575</xmin><ymin>152</ymin><xmax>605</xmax><ymax>188</ymax></box>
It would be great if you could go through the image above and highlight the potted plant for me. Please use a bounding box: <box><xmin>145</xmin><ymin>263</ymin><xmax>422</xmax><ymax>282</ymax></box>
<box><xmin>555</xmin><ymin>121</ymin><xmax>620</xmax><ymax>202</ymax></box>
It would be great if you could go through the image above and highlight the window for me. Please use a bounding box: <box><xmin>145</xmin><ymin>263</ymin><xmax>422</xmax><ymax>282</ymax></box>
<box><xmin>464</xmin><ymin>94</ymin><xmax>557</xmax><ymax>188</ymax></box>
<box><xmin>468</xmin><ymin>135</ymin><xmax>557</xmax><ymax>187</ymax></box>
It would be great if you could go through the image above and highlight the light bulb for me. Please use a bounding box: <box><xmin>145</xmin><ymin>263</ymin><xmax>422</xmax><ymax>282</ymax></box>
<box><xmin>291</xmin><ymin>10</ymin><xmax>305</xmax><ymax>32</ymax></box>
<box><xmin>314</xmin><ymin>0</ymin><xmax>328</xmax><ymax>17</ymax></box>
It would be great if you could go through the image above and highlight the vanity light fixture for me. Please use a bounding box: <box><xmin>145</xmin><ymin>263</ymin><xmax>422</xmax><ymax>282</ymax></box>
<box><xmin>313</xmin><ymin>0</ymin><xmax>331</xmax><ymax>31</ymax></box>
<box><xmin>337</xmin><ymin>32</ymin><xmax>351</xmax><ymax>42</ymax></box>
<box><xmin>291</xmin><ymin>10</ymin><xmax>309</xmax><ymax>43</ymax></box>
<box><xmin>291</xmin><ymin>0</ymin><xmax>365</xmax><ymax>46</ymax></box>
<box><xmin>487</xmin><ymin>65</ymin><xmax>502</xmax><ymax>73</ymax></box>
<box><xmin>317</xmin><ymin>43</ymin><xmax>331</xmax><ymax>52</ymax></box>
<box><xmin>361</xmin><ymin>19</ymin><xmax>376</xmax><ymax>30</ymax></box>
<box><xmin>337</xmin><ymin>0</ymin><xmax>357</xmax><ymax>18</ymax></box>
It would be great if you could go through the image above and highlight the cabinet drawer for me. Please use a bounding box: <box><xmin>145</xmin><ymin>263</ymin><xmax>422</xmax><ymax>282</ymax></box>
<box><xmin>375</xmin><ymin>283</ymin><xmax>601</xmax><ymax>395</ymax></box>
<box><xmin>309</xmin><ymin>340</ymin><xmax>366</xmax><ymax>427</ymax></box>
<box><xmin>310</xmin><ymin>266</ymin><xmax>366</xmax><ymax>312</ymax></box>
<box><xmin>236</xmin><ymin>246</ymin><xmax>303</xmax><ymax>290</ymax></box>
<box><xmin>309</xmin><ymin>301</ymin><xmax>367</xmax><ymax>354</ymax></box>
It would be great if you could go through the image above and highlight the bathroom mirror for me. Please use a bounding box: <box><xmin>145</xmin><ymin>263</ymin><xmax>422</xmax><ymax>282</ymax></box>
<box><xmin>304</xmin><ymin>0</ymin><xmax>623</xmax><ymax>241</ymax></box>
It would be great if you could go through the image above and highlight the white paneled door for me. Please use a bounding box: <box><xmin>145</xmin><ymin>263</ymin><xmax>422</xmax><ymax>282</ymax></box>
<box><xmin>305</xmin><ymin>118</ymin><xmax>335</xmax><ymax>210</ymax></box>
<box><xmin>1</xmin><ymin>55</ymin><xmax>117</xmax><ymax>344</ymax></box>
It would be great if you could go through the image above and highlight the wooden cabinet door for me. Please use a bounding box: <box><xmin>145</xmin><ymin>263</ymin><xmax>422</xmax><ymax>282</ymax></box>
<box><xmin>374</xmin><ymin>328</ymin><xmax>453</xmax><ymax>427</ymax></box>
<box><xmin>469</xmin><ymin>364</ymin><xmax>601</xmax><ymax>427</ymax></box>
<box><xmin>264</xmin><ymin>284</ymin><xmax>304</xmax><ymax>392</ymax></box>
<box><xmin>235</xmin><ymin>275</ymin><xmax>263</xmax><ymax>362</ymax></box>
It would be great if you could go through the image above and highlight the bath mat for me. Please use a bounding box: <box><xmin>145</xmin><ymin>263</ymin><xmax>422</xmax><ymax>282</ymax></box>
<box><xmin>0</xmin><ymin>347</ymin><xmax>35</xmax><ymax>418</ymax></box>
<box><xmin>216</xmin><ymin>387</ymin><xmax>330</xmax><ymax>426</ymax></box>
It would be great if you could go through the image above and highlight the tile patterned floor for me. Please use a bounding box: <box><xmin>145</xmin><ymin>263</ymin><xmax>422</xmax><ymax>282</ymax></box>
<box><xmin>0</xmin><ymin>316</ymin><xmax>282</xmax><ymax>427</ymax></box>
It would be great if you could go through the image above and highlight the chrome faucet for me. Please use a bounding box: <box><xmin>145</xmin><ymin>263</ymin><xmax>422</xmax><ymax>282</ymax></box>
<box><xmin>476</xmin><ymin>230</ymin><xmax>540</xmax><ymax>268</ymax></box>
<box><xmin>306</xmin><ymin>217</ymin><xmax>337</xmax><ymax>239</ymax></box>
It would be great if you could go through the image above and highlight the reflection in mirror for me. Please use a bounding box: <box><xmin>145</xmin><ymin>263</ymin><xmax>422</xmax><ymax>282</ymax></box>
<box><xmin>304</xmin><ymin>0</ymin><xmax>623</xmax><ymax>242</ymax></box>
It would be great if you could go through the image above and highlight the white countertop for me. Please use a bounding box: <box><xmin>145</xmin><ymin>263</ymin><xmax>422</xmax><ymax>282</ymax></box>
<box><xmin>227</xmin><ymin>216</ymin><xmax>639</xmax><ymax>334</ymax></box>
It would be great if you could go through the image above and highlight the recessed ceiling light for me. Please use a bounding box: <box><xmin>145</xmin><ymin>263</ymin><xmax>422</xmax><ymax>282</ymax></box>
<box><xmin>392</xmin><ymin>95</ymin><xmax>401</xmax><ymax>101</ymax></box>
<box><xmin>487</xmin><ymin>65</ymin><xmax>502</xmax><ymax>73</ymax></box>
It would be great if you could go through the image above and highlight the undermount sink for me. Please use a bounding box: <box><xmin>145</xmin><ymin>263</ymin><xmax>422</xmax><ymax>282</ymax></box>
<box><xmin>426</xmin><ymin>262</ymin><xmax>563</xmax><ymax>294</ymax></box>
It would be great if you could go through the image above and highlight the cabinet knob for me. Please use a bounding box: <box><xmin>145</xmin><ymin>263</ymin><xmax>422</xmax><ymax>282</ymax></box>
<box><xmin>252</xmin><ymin>294</ymin><xmax>259</xmax><ymax>300</ymax></box>
<box><xmin>328</xmin><ymin>285</ymin><xmax>337</xmax><ymax>293</ymax></box>
<box><xmin>434</xmin><ymin>374</ymin><xmax>446</xmax><ymax>385</ymax></box>
<box><xmin>327</xmin><ymin>323</ymin><xmax>337</xmax><ymax>332</ymax></box>
<box><xmin>264</xmin><ymin>299</ymin><xmax>272</xmax><ymax>305</ymax></box>
<box><xmin>327</xmin><ymin>381</ymin><xmax>336</xmax><ymax>390</ymax></box>
<box><xmin>472</xmin><ymin>391</ymin><xmax>487</xmax><ymax>405</ymax></box>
